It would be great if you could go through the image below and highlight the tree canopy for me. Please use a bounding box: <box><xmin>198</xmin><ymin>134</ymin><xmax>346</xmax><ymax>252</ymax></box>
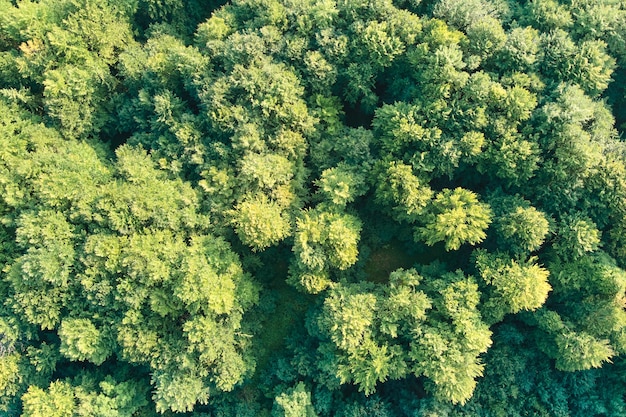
<box><xmin>1</xmin><ymin>0</ymin><xmax>626</xmax><ymax>415</ymax></box>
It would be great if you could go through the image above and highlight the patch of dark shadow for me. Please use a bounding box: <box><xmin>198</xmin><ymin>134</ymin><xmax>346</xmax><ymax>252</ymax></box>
<box><xmin>364</xmin><ymin>242</ymin><xmax>417</xmax><ymax>284</ymax></box>
<box><xmin>103</xmin><ymin>130</ymin><xmax>132</xmax><ymax>151</ymax></box>
<box><xmin>344</xmin><ymin>101</ymin><xmax>375</xmax><ymax>128</ymax></box>
<box><xmin>364</xmin><ymin>239</ymin><xmax>449</xmax><ymax>284</ymax></box>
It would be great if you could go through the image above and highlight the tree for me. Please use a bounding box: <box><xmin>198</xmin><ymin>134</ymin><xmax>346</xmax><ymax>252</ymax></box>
<box><xmin>522</xmin><ymin>0</ymin><xmax>573</xmax><ymax>31</ymax></box>
<box><xmin>488</xmin><ymin>192</ymin><xmax>551</xmax><ymax>255</ymax></box>
<box><xmin>0</xmin><ymin>0</ymin><xmax>136</xmax><ymax>139</ymax></box>
<box><xmin>552</xmin><ymin>214</ymin><xmax>602</xmax><ymax>259</ymax></box>
<box><xmin>409</xmin><ymin>269</ymin><xmax>492</xmax><ymax>405</ymax></box>
<box><xmin>374</xmin><ymin>161</ymin><xmax>433</xmax><ymax>223</ymax></box>
<box><xmin>232</xmin><ymin>193</ymin><xmax>292</xmax><ymax>251</ymax></box>
<box><xmin>21</xmin><ymin>374</ymin><xmax>149</xmax><ymax>417</ymax></box>
<box><xmin>496</xmin><ymin>26</ymin><xmax>540</xmax><ymax>72</ymax></box>
<box><xmin>273</xmin><ymin>382</ymin><xmax>318</xmax><ymax>417</ymax></box>
<box><xmin>464</xmin><ymin>17</ymin><xmax>506</xmax><ymax>66</ymax></box>
<box><xmin>315</xmin><ymin>165</ymin><xmax>367</xmax><ymax>208</ymax></box>
<box><xmin>432</xmin><ymin>0</ymin><xmax>503</xmax><ymax>30</ymax></box>
<box><xmin>554</xmin><ymin>331</ymin><xmax>616</xmax><ymax>372</ymax></box>
<box><xmin>58</xmin><ymin>318</ymin><xmax>111</xmax><ymax>365</ymax></box>
<box><xmin>528</xmin><ymin>253</ymin><xmax>626</xmax><ymax>372</ymax></box>
<box><xmin>416</xmin><ymin>187</ymin><xmax>492</xmax><ymax>251</ymax></box>
<box><xmin>474</xmin><ymin>250</ymin><xmax>551</xmax><ymax>324</ymax></box>
<box><xmin>290</xmin><ymin>208</ymin><xmax>362</xmax><ymax>293</ymax></box>
<box><xmin>21</xmin><ymin>382</ymin><xmax>74</xmax><ymax>417</ymax></box>
<box><xmin>311</xmin><ymin>267</ymin><xmax>491</xmax><ymax>404</ymax></box>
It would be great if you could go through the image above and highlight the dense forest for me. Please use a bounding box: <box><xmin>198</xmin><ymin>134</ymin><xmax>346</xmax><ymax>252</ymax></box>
<box><xmin>1</xmin><ymin>0</ymin><xmax>626</xmax><ymax>415</ymax></box>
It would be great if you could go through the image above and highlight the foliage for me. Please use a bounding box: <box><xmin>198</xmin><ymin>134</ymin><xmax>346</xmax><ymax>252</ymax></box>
<box><xmin>416</xmin><ymin>187</ymin><xmax>492</xmax><ymax>251</ymax></box>
<box><xmin>2</xmin><ymin>0</ymin><xmax>626</xmax><ymax>415</ymax></box>
<box><xmin>474</xmin><ymin>250</ymin><xmax>551</xmax><ymax>324</ymax></box>
<box><xmin>273</xmin><ymin>382</ymin><xmax>317</xmax><ymax>417</ymax></box>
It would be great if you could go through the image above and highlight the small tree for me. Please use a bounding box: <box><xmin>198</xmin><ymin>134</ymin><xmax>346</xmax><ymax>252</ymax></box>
<box><xmin>416</xmin><ymin>187</ymin><xmax>492</xmax><ymax>251</ymax></box>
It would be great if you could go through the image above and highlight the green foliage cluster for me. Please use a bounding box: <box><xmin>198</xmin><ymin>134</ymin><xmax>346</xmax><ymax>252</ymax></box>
<box><xmin>1</xmin><ymin>0</ymin><xmax>626</xmax><ymax>415</ymax></box>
